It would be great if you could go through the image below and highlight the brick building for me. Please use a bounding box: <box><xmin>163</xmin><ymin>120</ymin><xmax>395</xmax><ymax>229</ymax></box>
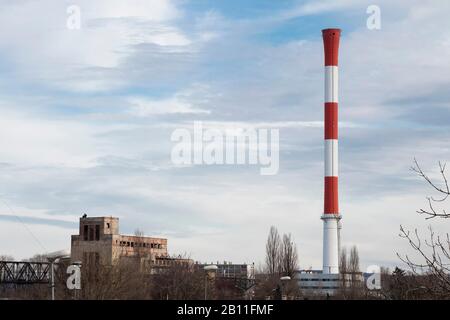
<box><xmin>71</xmin><ymin>216</ymin><xmax>187</xmax><ymax>268</ymax></box>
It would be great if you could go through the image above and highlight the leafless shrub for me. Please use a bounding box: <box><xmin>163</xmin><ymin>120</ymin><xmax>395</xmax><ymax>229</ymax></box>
<box><xmin>396</xmin><ymin>159</ymin><xmax>450</xmax><ymax>299</ymax></box>
<box><xmin>150</xmin><ymin>261</ymin><xmax>204</xmax><ymax>300</ymax></box>
<box><xmin>81</xmin><ymin>258</ymin><xmax>150</xmax><ymax>300</ymax></box>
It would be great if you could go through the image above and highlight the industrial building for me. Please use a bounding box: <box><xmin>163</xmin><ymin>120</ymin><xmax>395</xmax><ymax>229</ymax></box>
<box><xmin>295</xmin><ymin>270</ymin><xmax>364</xmax><ymax>296</ymax></box>
<box><xmin>198</xmin><ymin>262</ymin><xmax>255</xmax><ymax>280</ymax></box>
<box><xmin>71</xmin><ymin>216</ymin><xmax>190</xmax><ymax>269</ymax></box>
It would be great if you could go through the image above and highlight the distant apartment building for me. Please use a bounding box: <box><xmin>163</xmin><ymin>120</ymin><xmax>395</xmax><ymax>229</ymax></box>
<box><xmin>71</xmin><ymin>216</ymin><xmax>190</xmax><ymax>269</ymax></box>
<box><xmin>197</xmin><ymin>262</ymin><xmax>255</xmax><ymax>279</ymax></box>
<box><xmin>295</xmin><ymin>269</ymin><xmax>364</xmax><ymax>296</ymax></box>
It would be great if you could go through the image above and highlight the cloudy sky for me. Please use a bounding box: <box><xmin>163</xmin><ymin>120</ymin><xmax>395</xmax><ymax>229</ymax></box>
<box><xmin>0</xmin><ymin>0</ymin><xmax>449</xmax><ymax>270</ymax></box>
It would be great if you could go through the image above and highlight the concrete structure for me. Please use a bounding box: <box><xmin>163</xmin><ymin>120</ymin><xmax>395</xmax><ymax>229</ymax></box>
<box><xmin>198</xmin><ymin>262</ymin><xmax>255</xmax><ymax>280</ymax></box>
<box><xmin>322</xmin><ymin>28</ymin><xmax>342</xmax><ymax>274</ymax></box>
<box><xmin>295</xmin><ymin>270</ymin><xmax>341</xmax><ymax>295</ymax></box>
<box><xmin>295</xmin><ymin>270</ymin><xmax>364</xmax><ymax>296</ymax></box>
<box><xmin>71</xmin><ymin>216</ymin><xmax>187</xmax><ymax>269</ymax></box>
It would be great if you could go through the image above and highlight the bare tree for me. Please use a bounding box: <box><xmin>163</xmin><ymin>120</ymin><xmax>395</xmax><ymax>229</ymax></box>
<box><xmin>339</xmin><ymin>247</ymin><xmax>348</xmax><ymax>274</ymax></box>
<box><xmin>339</xmin><ymin>247</ymin><xmax>348</xmax><ymax>289</ymax></box>
<box><xmin>134</xmin><ymin>229</ymin><xmax>145</xmax><ymax>237</ymax></box>
<box><xmin>280</xmin><ymin>233</ymin><xmax>298</xmax><ymax>277</ymax></box>
<box><xmin>260</xmin><ymin>227</ymin><xmax>301</xmax><ymax>299</ymax></box>
<box><xmin>265</xmin><ymin>226</ymin><xmax>282</xmax><ymax>275</ymax></box>
<box><xmin>338</xmin><ymin>246</ymin><xmax>359</xmax><ymax>275</ymax></box>
<box><xmin>24</xmin><ymin>253</ymin><xmax>50</xmax><ymax>262</ymax></box>
<box><xmin>336</xmin><ymin>245</ymin><xmax>362</xmax><ymax>299</ymax></box>
<box><xmin>253</xmin><ymin>273</ymin><xmax>280</xmax><ymax>300</ymax></box>
<box><xmin>348</xmin><ymin>245</ymin><xmax>361</xmax><ymax>296</ymax></box>
<box><xmin>150</xmin><ymin>261</ymin><xmax>204</xmax><ymax>300</ymax></box>
<box><xmin>81</xmin><ymin>258</ymin><xmax>151</xmax><ymax>300</ymax></box>
<box><xmin>397</xmin><ymin>159</ymin><xmax>450</xmax><ymax>299</ymax></box>
<box><xmin>411</xmin><ymin>159</ymin><xmax>450</xmax><ymax>219</ymax></box>
<box><xmin>349</xmin><ymin>246</ymin><xmax>360</xmax><ymax>273</ymax></box>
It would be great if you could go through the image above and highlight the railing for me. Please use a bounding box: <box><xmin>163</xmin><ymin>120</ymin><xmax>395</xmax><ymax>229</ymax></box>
<box><xmin>0</xmin><ymin>261</ymin><xmax>51</xmax><ymax>284</ymax></box>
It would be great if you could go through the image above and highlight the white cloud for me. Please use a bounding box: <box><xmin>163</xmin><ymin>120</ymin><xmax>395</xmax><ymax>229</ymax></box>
<box><xmin>0</xmin><ymin>0</ymin><xmax>191</xmax><ymax>91</ymax></box>
<box><xmin>83</xmin><ymin>0</ymin><xmax>180</xmax><ymax>20</ymax></box>
<box><xmin>278</xmin><ymin>0</ymin><xmax>362</xmax><ymax>20</ymax></box>
<box><xmin>129</xmin><ymin>96</ymin><xmax>210</xmax><ymax>116</ymax></box>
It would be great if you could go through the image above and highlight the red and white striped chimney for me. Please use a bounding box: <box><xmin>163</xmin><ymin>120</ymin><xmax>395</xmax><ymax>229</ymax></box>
<box><xmin>321</xmin><ymin>28</ymin><xmax>341</xmax><ymax>274</ymax></box>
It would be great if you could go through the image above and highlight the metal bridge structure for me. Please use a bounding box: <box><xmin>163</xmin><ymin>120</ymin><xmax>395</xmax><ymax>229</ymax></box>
<box><xmin>0</xmin><ymin>260</ymin><xmax>51</xmax><ymax>285</ymax></box>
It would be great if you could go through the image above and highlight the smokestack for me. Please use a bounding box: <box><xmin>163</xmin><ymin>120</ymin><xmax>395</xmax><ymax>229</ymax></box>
<box><xmin>321</xmin><ymin>28</ymin><xmax>341</xmax><ymax>274</ymax></box>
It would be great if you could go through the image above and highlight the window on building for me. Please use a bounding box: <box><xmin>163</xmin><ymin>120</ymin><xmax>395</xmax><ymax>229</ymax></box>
<box><xmin>89</xmin><ymin>226</ymin><xmax>94</xmax><ymax>241</ymax></box>
<box><xmin>83</xmin><ymin>225</ymin><xmax>88</xmax><ymax>241</ymax></box>
<box><xmin>95</xmin><ymin>225</ymin><xmax>100</xmax><ymax>241</ymax></box>
<box><xmin>107</xmin><ymin>223</ymin><xmax>110</xmax><ymax>229</ymax></box>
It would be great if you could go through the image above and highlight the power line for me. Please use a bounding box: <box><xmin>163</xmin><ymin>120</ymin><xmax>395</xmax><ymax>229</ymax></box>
<box><xmin>0</xmin><ymin>198</ymin><xmax>47</xmax><ymax>253</ymax></box>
